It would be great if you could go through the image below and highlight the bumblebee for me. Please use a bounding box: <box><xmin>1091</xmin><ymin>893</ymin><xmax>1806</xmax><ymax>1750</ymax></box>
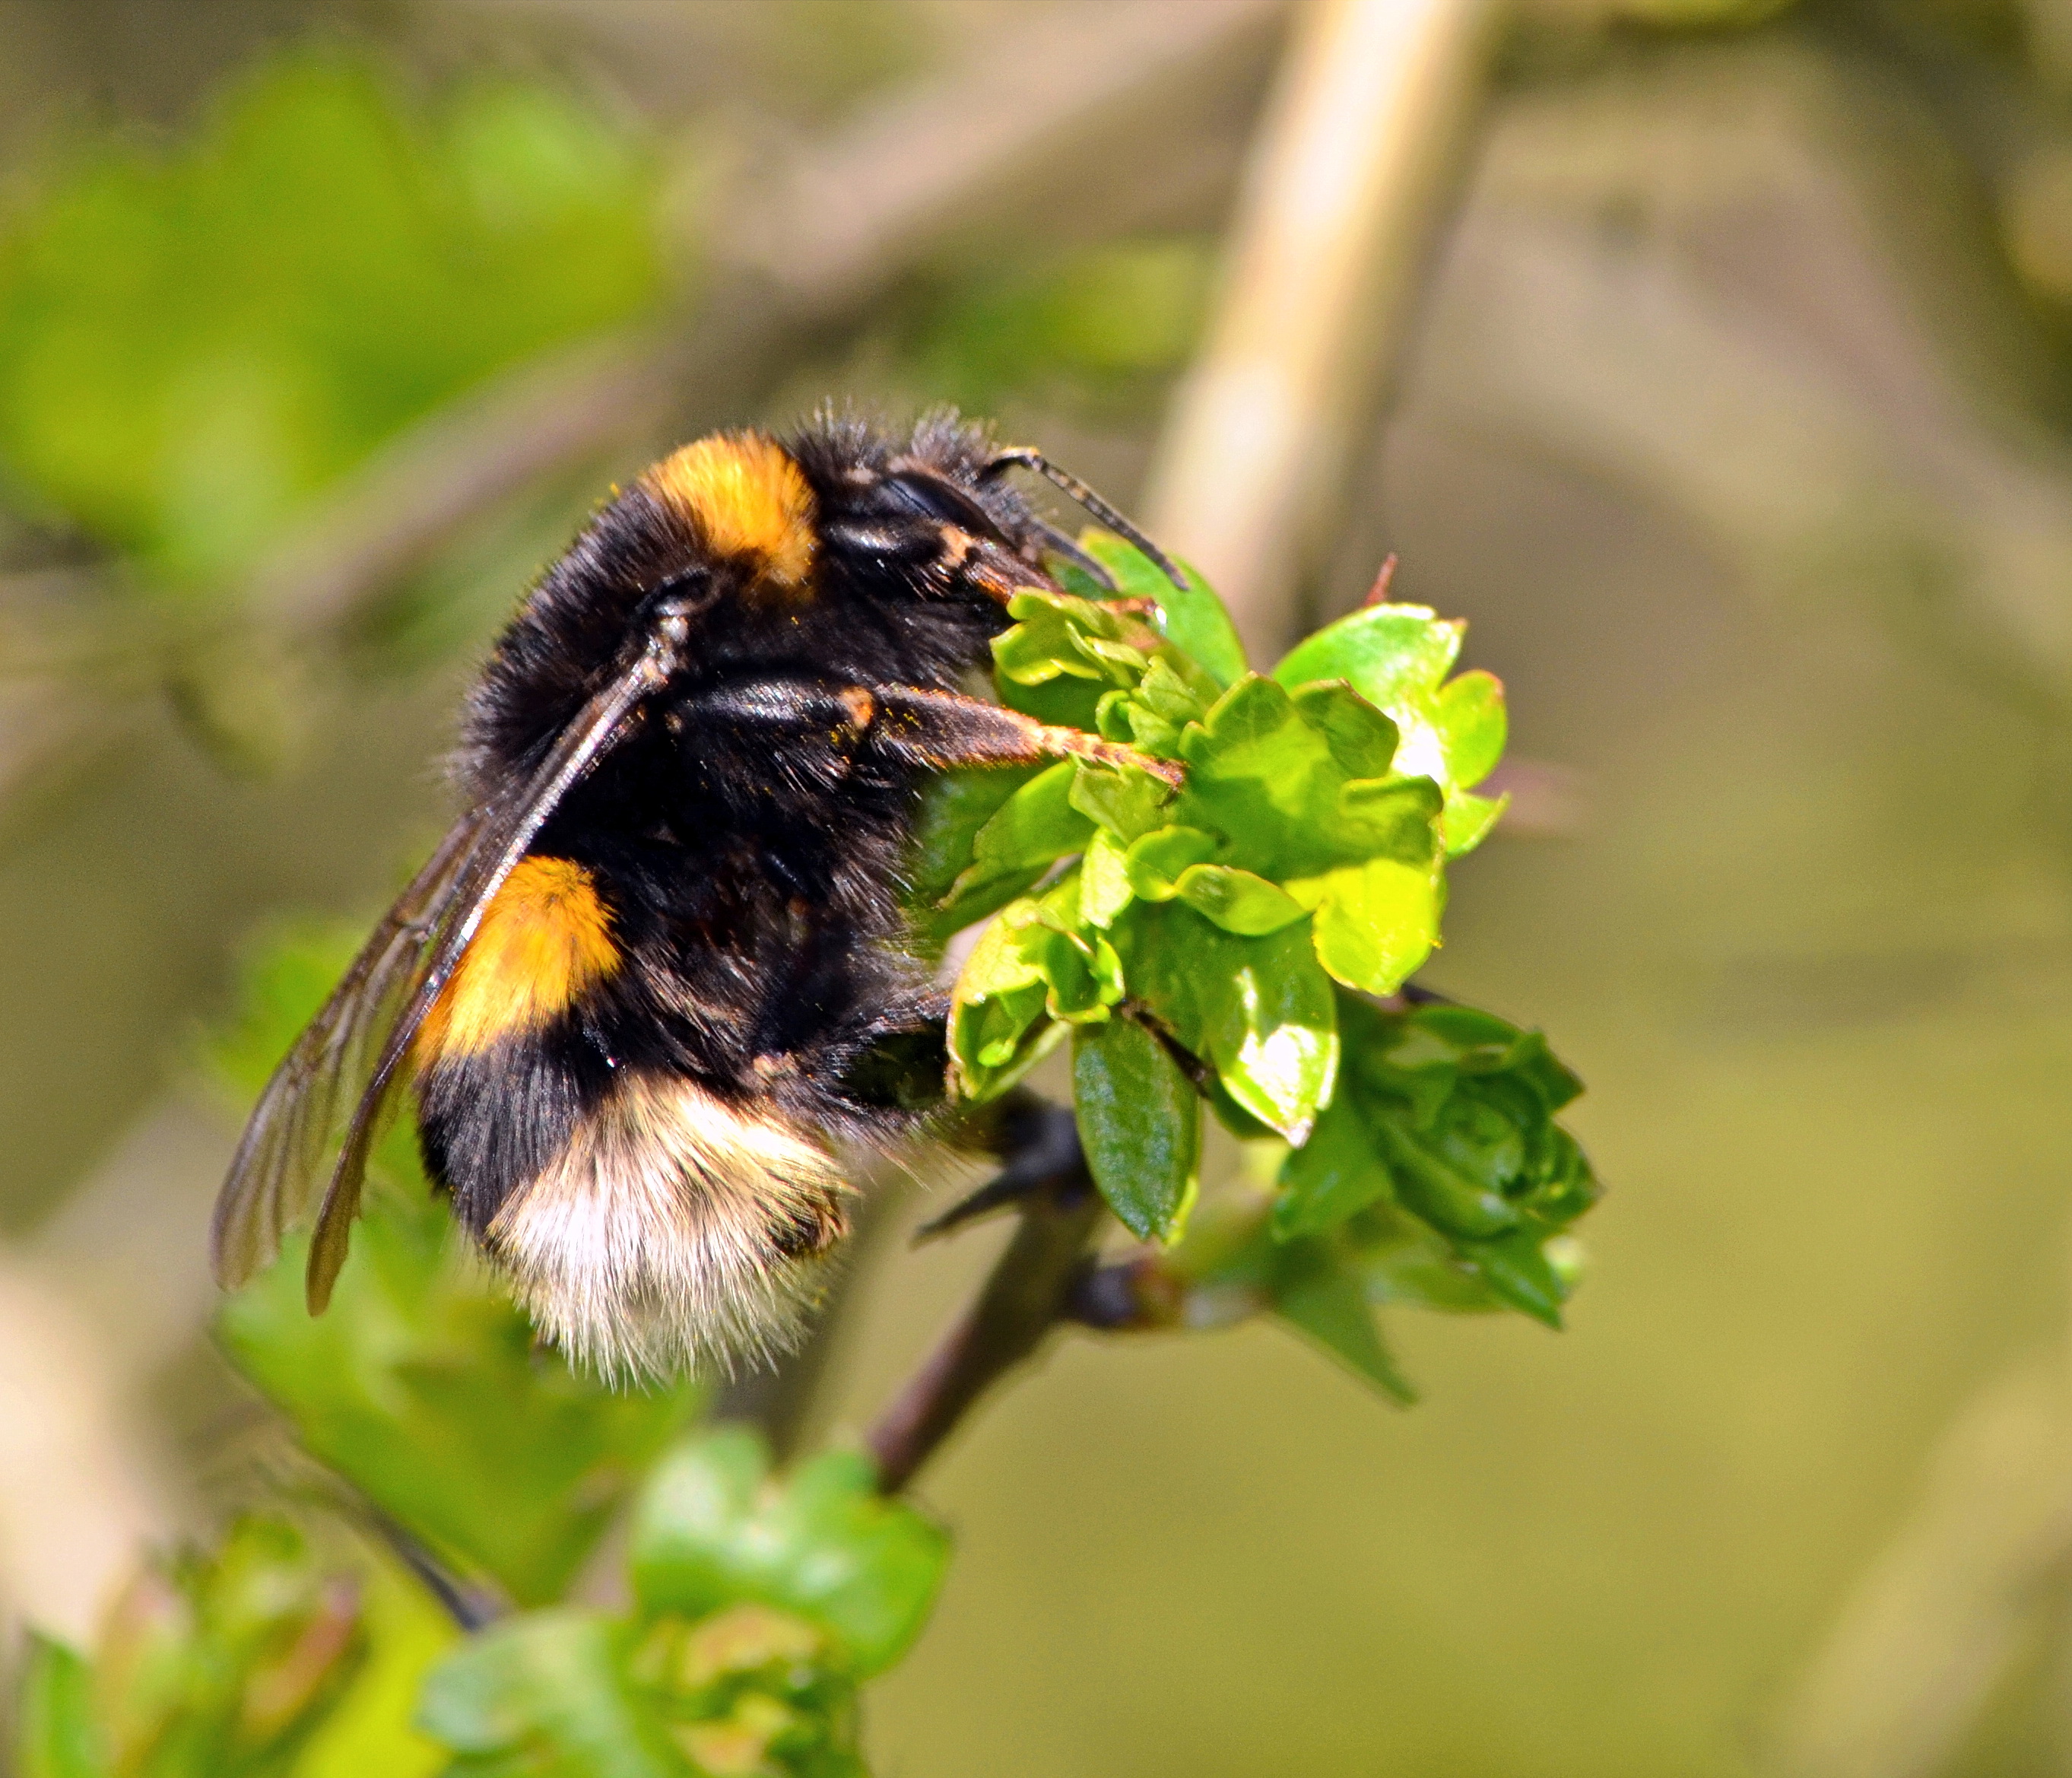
<box><xmin>211</xmin><ymin>411</ymin><xmax>1184</xmax><ymax>1377</ymax></box>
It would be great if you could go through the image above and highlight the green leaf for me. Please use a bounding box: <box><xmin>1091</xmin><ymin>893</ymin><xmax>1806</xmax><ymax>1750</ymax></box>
<box><xmin>992</xmin><ymin>660</ymin><xmax>1107</xmax><ymax>731</ymax></box>
<box><xmin>1131</xmin><ymin>656</ymin><xmax>1215</xmax><ymax>730</ymax></box>
<box><xmin>1172</xmin><ymin>677</ymin><xmax>1426</xmax><ymax>881</ymax></box>
<box><xmin>1272</xmin><ymin>605</ymin><xmax>1463</xmax><ymax>713</ymax></box>
<box><xmin>1080</xmin><ymin>530</ymin><xmax>1247</xmax><ymax>688</ymax></box>
<box><xmin>1271</xmin><ymin>1261</ymin><xmax>1415</xmax><ymax>1404</ymax></box>
<box><xmin>1026</xmin><ymin>913</ymin><xmax>1122</xmax><ymax>1024</ymax></box>
<box><xmin>1286</xmin><ymin>856</ymin><xmax>1442</xmax><ymax>996</ymax></box>
<box><xmin>417</xmin><ymin>1610</ymin><xmax>681</xmax><ymax>1778</ymax></box>
<box><xmin>1455</xmin><ymin>1228</ymin><xmax>1571</xmax><ymax>1328</ymax></box>
<box><xmin>946</xmin><ymin>903</ymin><xmax>1055</xmax><ymax>1098</ymax></box>
<box><xmin>1193</xmin><ymin>921</ymin><xmax>1339</xmax><ymax>1141</ymax></box>
<box><xmin>1170</xmin><ymin>865</ymin><xmax>1308</xmax><ymax>935</ymax></box>
<box><xmin>1289</xmin><ymin>681</ymin><xmax>1399</xmax><ymax>779</ymax></box>
<box><xmin>1434</xmin><ymin>668</ymin><xmax>1506</xmax><ymax>788</ymax></box>
<box><xmin>1344</xmin><ymin>1202</ymin><xmax>1509</xmax><ymax>1313</ymax></box>
<box><xmin>1172</xmin><ymin>676</ymin><xmax>1331</xmax><ymax>874</ymax></box>
<box><xmin>1068</xmin><ymin>757</ymin><xmax>1173</xmax><ymax>843</ymax></box>
<box><xmin>1271</xmin><ymin>605</ymin><xmax>1508</xmax><ymax>856</ymax></box>
<box><xmin>15</xmin><ymin>1635</ymin><xmax>103</xmax><ymax>1778</ymax></box>
<box><xmin>630</xmin><ymin>1430</ymin><xmax>949</xmax><ymax>1678</ymax></box>
<box><xmin>1371</xmin><ymin>1118</ymin><xmax>1520</xmax><ymax>1240</ymax></box>
<box><xmin>960</xmin><ymin>761</ymin><xmax>1090</xmax><ymax>882</ymax></box>
<box><xmin>1078</xmin><ymin>827</ymin><xmax>1134</xmax><ymax>929</ymax></box>
<box><xmin>923</xmin><ymin>760</ymin><xmax>1093</xmax><ymax>943</ymax></box>
<box><xmin>1123</xmin><ymin>825</ymin><xmax>1220</xmax><ymax>897</ymax></box>
<box><xmin>1441</xmin><ymin>789</ymin><xmax>1508</xmax><ymax>857</ymax></box>
<box><xmin>1334</xmin><ymin>775</ymin><xmax>1445</xmax><ymax>863</ymax></box>
<box><xmin>992</xmin><ymin>589</ymin><xmax>1136</xmax><ymax>690</ymax></box>
<box><xmin>1114</xmin><ymin>906</ymin><xmax>1338</xmax><ymax>1143</ymax></box>
<box><xmin>903</xmin><ymin>763</ymin><xmax>1042</xmax><ymax>941</ymax></box>
<box><xmin>1273</xmin><ymin>1091</ymin><xmax>1389</xmax><ymax>1239</ymax></box>
<box><xmin>1072</xmin><ymin>1018</ymin><xmax>1201</xmax><ymax>1241</ymax></box>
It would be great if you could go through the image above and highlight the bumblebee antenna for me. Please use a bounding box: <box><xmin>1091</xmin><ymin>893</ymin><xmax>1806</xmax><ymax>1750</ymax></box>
<box><xmin>1027</xmin><ymin>517</ymin><xmax>1118</xmax><ymax>592</ymax></box>
<box><xmin>982</xmin><ymin>447</ymin><xmax>1188</xmax><ymax>596</ymax></box>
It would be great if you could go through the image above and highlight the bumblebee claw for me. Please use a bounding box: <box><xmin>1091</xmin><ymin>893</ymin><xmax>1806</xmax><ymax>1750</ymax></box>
<box><xmin>915</xmin><ymin>1173</ymin><xmax>1029</xmax><ymax>1242</ymax></box>
<box><xmin>919</xmin><ymin>1095</ymin><xmax>1087</xmax><ymax>1243</ymax></box>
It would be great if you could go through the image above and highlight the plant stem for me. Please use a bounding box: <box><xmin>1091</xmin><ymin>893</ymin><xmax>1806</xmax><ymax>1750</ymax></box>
<box><xmin>865</xmin><ymin>1164</ymin><xmax>1104</xmax><ymax>1496</ymax></box>
<box><xmin>1141</xmin><ymin>0</ymin><xmax>1501</xmax><ymax>659</ymax></box>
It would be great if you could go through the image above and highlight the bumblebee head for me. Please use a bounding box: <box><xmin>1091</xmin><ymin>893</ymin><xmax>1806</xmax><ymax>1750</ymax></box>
<box><xmin>639</xmin><ymin>414</ymin><xmax>1185</xmax><ymax>614</ymax></box>
<box><xmin>794</xmin><ymin>410</ymin><xmax>1187</xmax><ymax>609</ymax></box>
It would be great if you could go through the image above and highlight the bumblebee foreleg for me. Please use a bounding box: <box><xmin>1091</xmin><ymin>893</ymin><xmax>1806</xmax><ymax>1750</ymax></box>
<box><xmin>865</xmin><ymin>684</ymin><xmax>1183</xmax><ymax>786</ymax></box>
<box><xmin>680</xmin><ymin>676</ymin><xmax>1184</xmax><ymax>786</ymax></box>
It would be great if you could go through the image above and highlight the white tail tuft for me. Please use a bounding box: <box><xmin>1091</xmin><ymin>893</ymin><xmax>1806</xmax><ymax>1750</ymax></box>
<box><xmin>486</xmin><ymin>1073</ymin><xmax>851</xmax><ymax>1382</ymax></box>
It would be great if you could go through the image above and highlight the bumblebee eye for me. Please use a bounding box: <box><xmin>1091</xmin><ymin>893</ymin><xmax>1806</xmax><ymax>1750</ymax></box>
<box><xmin>881</xmin><ymin>468</ymin><xmax>1009</xmax><ymax>544</ymax></box>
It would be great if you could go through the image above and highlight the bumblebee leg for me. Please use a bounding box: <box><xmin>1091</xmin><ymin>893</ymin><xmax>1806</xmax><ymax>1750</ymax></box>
<box><xmin>866</xmin><ymin>684</ymin><xmax>1182</xmax><ymax>786</ymax></box>
<box><xmin>918</xmin><ymin>1089</ymin><xmax>1087</xmax><ymax>1242</ymax></box>
<box><xmin>678</xmin><ymin>677</ymin><xmax>1182</xmax><ymax>786</ymax></box>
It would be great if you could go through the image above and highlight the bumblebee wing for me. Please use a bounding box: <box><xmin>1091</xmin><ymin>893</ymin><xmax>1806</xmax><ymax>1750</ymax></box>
<box><xmin>300</xmin><ymin>641</ymin><xmax>674</xmax><ymax>1310</ymax></box>
<box><xmin>209</xmin><ymin>809</ymin><xmax>486</xmax><ymax>1291</ymax></box>
<box><xmin>211</xmin><ymin>633</ymin><xmax>676</xmax><ymax>1310</ymax></box>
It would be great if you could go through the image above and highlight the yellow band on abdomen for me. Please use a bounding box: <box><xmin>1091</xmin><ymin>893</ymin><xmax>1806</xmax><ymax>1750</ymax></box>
<box><xmin>415</xmin><ymin>856</ymin><xmax>620</xmax><ymax>1064</ymax></box>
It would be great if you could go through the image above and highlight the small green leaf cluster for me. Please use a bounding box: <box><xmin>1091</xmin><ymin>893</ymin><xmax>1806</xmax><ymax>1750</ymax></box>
<box><xmin>17</xmin><ymin>1519</ymin><xmax>368</xmax><ymax>1778</ymax></box>
<box><xmin>912</xmin><ymin>534</ymin><xmax>1598</xmax><ymax>1375</ymax></box>
<box><xmin>1272</xmin><ymin>999</ymin><xmax>1598</xmax><ymax>1323</ymax></box>
<box><xmin>1167</xmin><ymin>999</ymin><xmax>1598</xmax><ymax>1401</ymax></box>
<box><xmin>17</xmin><ymin>1432</ymin><xmax>947</xmax><ymax>1778</ymax></box>
<box><xmin>419</xmin><ymin>1430</ymin><xmax>944</xmax><ymax>1776</ymax></box>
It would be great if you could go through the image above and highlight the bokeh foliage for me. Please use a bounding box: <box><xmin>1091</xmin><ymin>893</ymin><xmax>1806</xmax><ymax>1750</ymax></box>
<box><xmin>0</xmin><ymin>53</ymin><xmax>662</xmax><ymax>590</ymax></box>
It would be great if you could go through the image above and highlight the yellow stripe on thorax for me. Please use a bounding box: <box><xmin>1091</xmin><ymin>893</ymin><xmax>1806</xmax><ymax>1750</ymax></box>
<box><xmin>643</xmin><ymin>433</ymin><xmax>816</xmax><ymax>595</ymax></box>
<box><xmin>415</xmin><ymin>857</ymin><xmax>619</xmax><ymax>1064</ymax></box>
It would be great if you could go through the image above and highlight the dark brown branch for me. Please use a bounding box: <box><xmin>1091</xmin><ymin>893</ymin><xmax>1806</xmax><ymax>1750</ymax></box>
<box><xmin>865</xmin><ymin>1166</ymin><xmax>1104</xmax><ymax>1496</ymax></box>
<box><xmin>1061</xmin><ymin>1251</ymin><xmax>1189</xmax><ymax>1332</ymax></box>
<box><xmin>367</xmin><ymin>1510</ymin><xmax>505</xmax><ymax>1633</ymax></box>
<box><xmin>1120</xmin><ymin>1001</ymin><xmax>1218</xmax><ymax>1097</ymax></box>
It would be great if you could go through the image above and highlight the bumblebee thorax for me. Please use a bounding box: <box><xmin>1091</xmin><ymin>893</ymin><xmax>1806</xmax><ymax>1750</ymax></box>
<box><xmin>643</xmin><ymin>433</ymin><xmax>817</xmax><ymax>596</ymax></box>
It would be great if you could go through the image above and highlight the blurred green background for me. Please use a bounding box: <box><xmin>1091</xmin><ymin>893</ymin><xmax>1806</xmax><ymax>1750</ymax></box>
<box><xmin>8</xmin><ymin>0</ymin><xmax>2072</xmax><ymax>1773</ymax></box>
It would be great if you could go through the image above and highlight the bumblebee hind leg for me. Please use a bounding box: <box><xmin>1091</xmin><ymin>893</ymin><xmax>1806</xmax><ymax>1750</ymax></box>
<box><xmin>836</xmin><ymin>1021</ymin><xmax>953</xmax><ymax>1114</ymax></box>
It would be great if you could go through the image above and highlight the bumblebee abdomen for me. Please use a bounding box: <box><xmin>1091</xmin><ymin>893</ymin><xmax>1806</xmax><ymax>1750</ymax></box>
<box><xmin>424</xmin><ymin>1054</ymin><xmax>849</xmax><ymax>1378</ymax></box>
